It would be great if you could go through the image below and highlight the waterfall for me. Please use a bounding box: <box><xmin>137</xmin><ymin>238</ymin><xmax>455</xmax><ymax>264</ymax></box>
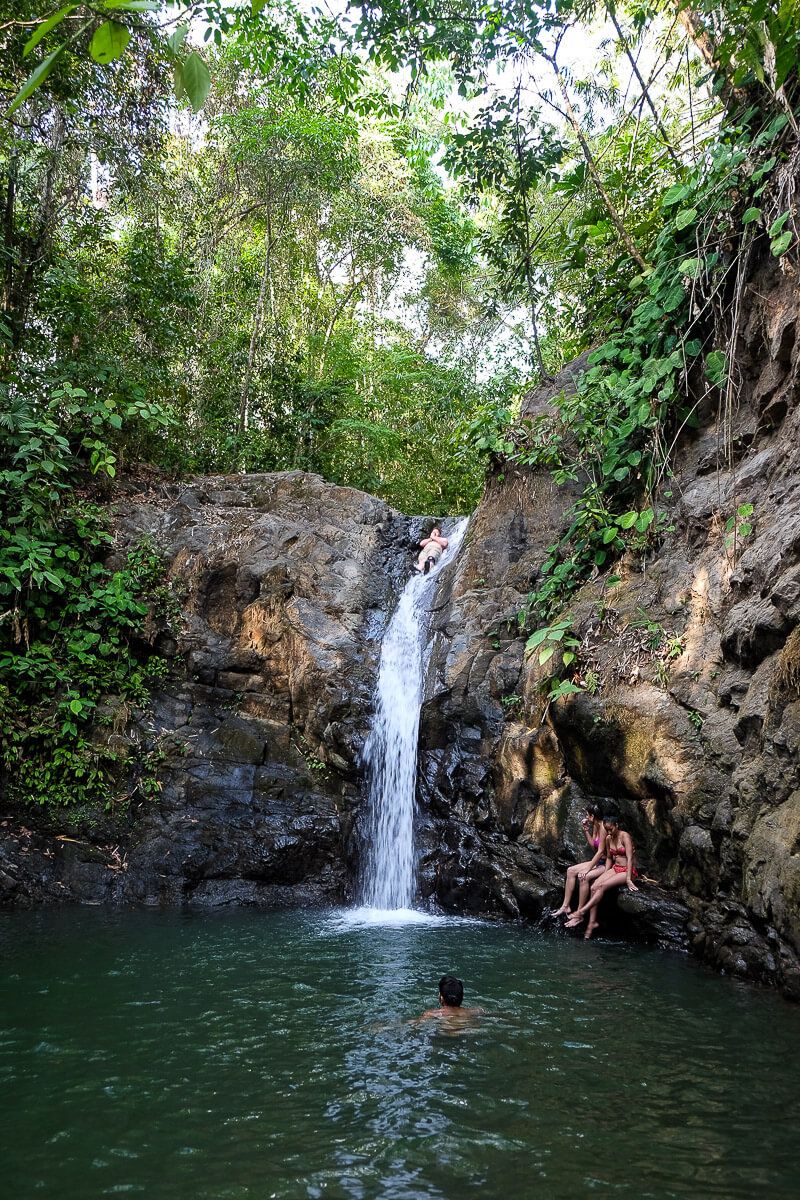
<box><xmin>360</xmin><ymin>518</ymin><xmax>469</xmax><ymax>911</ymax></box>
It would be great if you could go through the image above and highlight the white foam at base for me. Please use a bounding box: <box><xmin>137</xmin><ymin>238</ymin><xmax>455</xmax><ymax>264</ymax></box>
<box><xmin>325</xmin><ymin>907</ymin><xmax>478</xmax><ymax>931</ymax></box>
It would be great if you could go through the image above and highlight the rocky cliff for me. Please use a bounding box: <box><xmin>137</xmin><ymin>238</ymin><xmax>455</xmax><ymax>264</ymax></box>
<box><xmin>416</xmin><ymin>253</ymin><xmax>800</xmax><ymax>999</ymax></box>
<box><xmin>1</xmin><ymin>473</ymin><xmax>419</xmax><ymax>908</ymax></box>
<box><xmin>2</xmin><ymin>262</ymin><xmax>799</xmax><ymax>1001</ymax></box>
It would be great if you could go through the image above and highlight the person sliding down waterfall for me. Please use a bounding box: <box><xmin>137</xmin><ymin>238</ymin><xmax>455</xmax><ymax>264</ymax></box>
<box><xmin>415</xmin><ymin>526</ymin><xmax>449</xmax><ymax>574</ymax></box>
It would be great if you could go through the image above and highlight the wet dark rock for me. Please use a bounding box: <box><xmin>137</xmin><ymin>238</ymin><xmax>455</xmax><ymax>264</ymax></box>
<box><xmin>416</xmin><ymin>261</ymin><xmax>800</xmax><ymax>997</ymax></box>
<box><xmin>4</xmin><ymin>257</ymin><xmax>800</xmax><ymax>1001</ymax></box>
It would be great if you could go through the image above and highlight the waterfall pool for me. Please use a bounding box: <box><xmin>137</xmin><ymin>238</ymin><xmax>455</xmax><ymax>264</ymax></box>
<box><xmin>3</xmin><ymin>907</ymin><xmax>799</xmax><ymax>1199</ymax></box>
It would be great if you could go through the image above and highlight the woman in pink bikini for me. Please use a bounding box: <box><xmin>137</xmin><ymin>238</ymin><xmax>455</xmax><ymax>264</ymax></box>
<box><xmin>550</xmin><ymin>803</ymin><xmax>606</xmax><ymax>918</ymax></box>
<box><xmin>566</xmin><ymin>812</ymin><xmax>638</xmax><ymax>938</ymax></box>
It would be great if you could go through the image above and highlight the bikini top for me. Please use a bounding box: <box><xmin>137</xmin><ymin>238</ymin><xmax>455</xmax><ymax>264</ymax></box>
<box><xmin>609</xmin><ymin>844</ymin><xmax>628</xmax><ymax>859</ymax></box>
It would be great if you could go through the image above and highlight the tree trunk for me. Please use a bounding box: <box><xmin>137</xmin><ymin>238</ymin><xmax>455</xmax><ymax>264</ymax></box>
<box><xmin>239</xmin><ymin>188</ymin><xmax>274</xmax><ymax>438</ymax></box>
<box><xmin>545</xmin><ymin>54</ymin><xmax>649</xmax><ymax>271</ymax></box>
<box><xmin>609</xmin><ymin>9</ymin><xmax>682</xmax><ymax>168</ymax></box>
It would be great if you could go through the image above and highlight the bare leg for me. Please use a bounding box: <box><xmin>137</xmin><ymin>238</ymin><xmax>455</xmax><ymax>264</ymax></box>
<box><xmin>575</xmin><ymin>871</ymin><xmax>628</xmax><ymax>922</ymax></box>
<box><xmin>576</xmin><ymin>865</ymin><xmax>604</xmax><ymax>912</ymax></box>
<box><xmin>552</xmin><ymin>862</ymin><xmax>594</xmax><ymax>916</ymax></box>
<box><xmin>551</xmin><ymin>865</ymin><xmax>580</xmax><ymax>916</ymax></box>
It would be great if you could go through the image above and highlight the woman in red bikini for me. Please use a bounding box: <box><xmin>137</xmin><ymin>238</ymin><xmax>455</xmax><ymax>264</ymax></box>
<box><xmin>551</xmin><ymin>803</ymin><xmax>607</xmax><ymax>918</ymax></box>
<box><xmin>565</xmin><ymin>812</ymin><xmax>638</xmax><ymax>939</ymax></box>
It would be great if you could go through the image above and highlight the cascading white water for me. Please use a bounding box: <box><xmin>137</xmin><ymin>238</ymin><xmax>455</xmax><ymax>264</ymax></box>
<box><xmin>360</xmin><ymin>518</ymin><xmax>469</xmax><ymax>911</ymax></box>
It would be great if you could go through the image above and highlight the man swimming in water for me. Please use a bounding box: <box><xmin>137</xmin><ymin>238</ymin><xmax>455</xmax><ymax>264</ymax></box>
<box><xmin>416</xmin><ymin>975</ymin><xmax>482</xmax><ymax>1025</ymax></box>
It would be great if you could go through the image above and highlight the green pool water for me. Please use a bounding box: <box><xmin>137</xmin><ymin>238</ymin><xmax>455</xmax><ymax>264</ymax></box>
<box><xmin>2</xmin><ymin>907</ymin><xmax>799</xmax><ymax>1199</ymax></box>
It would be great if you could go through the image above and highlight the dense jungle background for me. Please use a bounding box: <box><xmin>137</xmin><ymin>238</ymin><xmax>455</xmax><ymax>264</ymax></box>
<box><xmin>1</xmin><ymin>0</ymin><xmax>799</xmax><ymax>957</ymax></box>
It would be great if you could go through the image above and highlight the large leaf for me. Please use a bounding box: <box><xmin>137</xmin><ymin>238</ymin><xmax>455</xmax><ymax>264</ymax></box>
<box><xmin>705</xmin><ymin>350</ymin><xmax>727</xmax><ymax>385</ymax></box>
<box><xmin>89</xmin><ymin>20</ymin><xmax>130</xmax><ymax>64</ymax></box>
<box><xmin>23</xmin><ymin>5</ymin><xmax>76</xmax><ymax>57</ymax></box>
<box><xmin>768</xmin><ymin>211</ymin><xmax>790</xmax><ymax>237</ymax></box>
<box><xmin>169</xmin><ymin>23</ymin><xmax>190</xmax><ymax>54</ymax></box>
<box><xmin>662</xmin><ymin>183</ymin><xmax>690</xmax><ymax>207</ymax></box>
<box><xmin>7</xmin><ymin>44</ymin><xmax>66</xmax><ymax>115</ymax></box>
<box><xmin>179</xmin><ymin>52</ymin><xmax>211</xmax><ymax>112</ymax></box>
<box><xmin>674</xmin><ymin>207</ymin><xmax>697</xmax><ymax>230</ymax></box>
<box><xmin>771</xmin><ymin>230</ymin><xmax>793</xmax><ymax>257</ymax></box>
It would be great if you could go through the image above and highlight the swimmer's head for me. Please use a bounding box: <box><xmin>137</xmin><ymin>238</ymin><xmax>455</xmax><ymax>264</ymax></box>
<box><xmin>439</xmin><ymin>975</ymin><xmax>464</xmax><ymax>1007</ymax></box>
<box><xmin>602</xmin><ymin>810</ymin><xmax>621</xmax><ymax>831</ymax></box>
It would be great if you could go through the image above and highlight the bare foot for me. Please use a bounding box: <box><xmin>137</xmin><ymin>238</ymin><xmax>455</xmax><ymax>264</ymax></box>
<box><xmin>551</xmin><ymin>905</ymin><xmax>569</xmax><ymax>918</ymax></box>
<box><xmin>584</xmin><ymin>922</ymin><xmax>598</xmax><ymax>939</ymax></box>
<box><xmin>564</xmin><ymin>914</ymin><xmax>584</xmax><ymax>928</ymax></box>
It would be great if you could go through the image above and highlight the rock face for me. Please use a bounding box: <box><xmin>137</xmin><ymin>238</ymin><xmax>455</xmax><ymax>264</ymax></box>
<box><xmin>2</xmin><ymin>260</ymin><xmax>799</xmax><ymax>1001</ymax></box>
<box><xmin>0</xmin><ymin>473</ymin><xmax>421</xmax><ymax>909</ymax></box>
<box><xmin>415</xmin><ymin>254</ymin><xmax>800</xmax><ymax>998</ymax></box>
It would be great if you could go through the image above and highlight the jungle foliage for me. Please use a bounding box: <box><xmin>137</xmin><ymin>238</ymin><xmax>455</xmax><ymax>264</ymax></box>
<box><xmin>1</xmin><ymin>0</ymin><xmax>799</xmax><ymax>805</ymax></box>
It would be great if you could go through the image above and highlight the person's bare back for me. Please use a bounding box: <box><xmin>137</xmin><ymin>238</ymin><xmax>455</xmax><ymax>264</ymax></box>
<box><xmin>414</xmin><ymin>975</ymin><xmax>482</xmax><ymax>1028</ymax></box>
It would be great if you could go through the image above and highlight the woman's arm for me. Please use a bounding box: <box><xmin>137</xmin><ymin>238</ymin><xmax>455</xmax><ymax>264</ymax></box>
<box><xmin>579</xmin><ymin>834</ymin><xmax>606</xmax><ymax>878</ymax></box>
<box><xmin>623</xmin><ymin>832</ymin><xmax>638</xmax><ymax>891</ymax></box>
<box><xmin>581</xmin><ymin>817</ymin><xmax>595</xmax><ymax>849</ymax></box>
<box><xmin>419</xmin><ymin>536</ymin><xmax>432</xmax><ymax>547</ymax></box>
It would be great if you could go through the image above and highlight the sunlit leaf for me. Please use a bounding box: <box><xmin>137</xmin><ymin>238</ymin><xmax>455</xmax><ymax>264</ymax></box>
<box><xmin>23</xmin><ymin>5</ymin><xmax>76</xmax><ymax>58</ymax></box>
<box><xmin>180</xmin><ymin>52</ymin><xmax>211</xmax><ymax>112</ymax></box>
<box><xmin>89</xmin><ymin>20</ymin><xmax>130</xmax><ymax>64</ymax></box>
<box><xmin>7</xmin><ymin>44</ymin><xmax>66</xmax><ymax>115</ymax></box>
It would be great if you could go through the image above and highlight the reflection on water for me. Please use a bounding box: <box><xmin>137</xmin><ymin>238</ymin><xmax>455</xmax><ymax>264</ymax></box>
<box><xmin>1</xmin><ymin>908</ymin><xmax>799</xmax><ymax>1200</ymax></box>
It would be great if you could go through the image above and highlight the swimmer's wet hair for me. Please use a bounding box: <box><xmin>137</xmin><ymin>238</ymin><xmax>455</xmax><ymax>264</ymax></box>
<box><xmin>439</xmin><ymin>975</ymin><xmax>464</xmax><ymax>1007</ymax></box>
<box><xmin>586</xmin><ymin>802</ymin><xmax>603</xmax><ymax>818</ymax></box>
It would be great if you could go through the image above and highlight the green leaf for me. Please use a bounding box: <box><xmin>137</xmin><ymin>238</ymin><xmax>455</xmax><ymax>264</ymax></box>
<box><xmin>601</xmin><ymin>526</ymin><xmax>618</xmax><ymax>544</ymax></box>
<box><xmin>679</xmin><ymin>257</ymin><xmax>701</xmax><ymax>278</ymax></box>
<box><xmin>769</xmin><ymin>211</ymin><xmax>790</xmax><ymax>237</ymax></box>
<box><xmin>737</xmin><ymin>504</ymin><xmax>754</xmax><ymax>518</ymax></box>
<box><xmin>7</xmin><ymin>44</ymin><xmax>66</xmax><ymax>115</ymax></box>
<box><xmin>662</xmin><ymin>183</ymin><xmax>690</xmax><ymax>207</ymax></box>
<box><xmin>89</xmin><ymin>20</ymin><xmax>130</xmax><ymax>64</ymax></box>
<box><xmin>705</xmin><ymin>350</ymin><xmax>726</xmax><ymax>386</ymax></box>
<box><xmin>538</xmin><ymin>644</ymin><xmax>556</xmax><ymax>666</ymax></box>
<box><xmin>617</xmin><ymin>511</ymin><xmax>638</xmax><ymax>530</ymax></box>
<box><xmin>738</xmin><ymin>523</ymin><xmax>752</xmax><ymax>537</ymax></box>
<box><xmin>180</xmin><ymin>52</ymin><xmax>211</xmax><ymax>112</ymax></box>
<box><xmin>103</xmin><ymin>1</ymin><xmax>159</xmax><ymax>9</ymax></box>
<box><xmin>771</xmin><ymin>230</ymin><xmax>793</xmax><ymax>257</ymax></box>
<box><xmin>23</xmin><ymin>5</ymin><xmax>76</xmax><ymax>57</ymax></box>
<box><xmin>525</xmin><ymin>627</ymin><xmax>550</xmax><ymax>650</ymax></box>
<box><xmin>169</xmin><ymin>23</ymin><xmax>190</xmax><ymax>54</ymax></box>
<box><xmin>69</xmin><ymin>698</ymin><xmax>83</xmax><ymax>715</ymax></box>
<box><xmin>742</xmin><ymin>207</ymin><xmax>761</xmax><ymax>225</ymax></box>
<box><xmin>562</xmin><ymin>651</ymin><xmax>575</xmax><ymax>667</ymax></box>
<box><xmin>674</xmin><ymin>207</ymin><xmax>697</xmax><ymax>230</ymax></box>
